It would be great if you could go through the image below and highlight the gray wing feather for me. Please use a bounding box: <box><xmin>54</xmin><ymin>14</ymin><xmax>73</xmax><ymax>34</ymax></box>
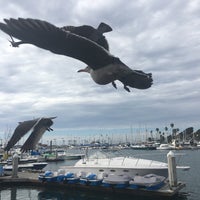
<box><xmin>61</xmin><ymin>23</ymin><xmax>111</xmax><ymax>50</ymax></box>
<box><xmin>4</xmin><ymin>119</ymin><xmax>39</xmax><ymax>151</ymax></box>
<box><xmin>0</xmin><ymin>18</ymin><xmax>114</xmax><ymax>69</ymax></box>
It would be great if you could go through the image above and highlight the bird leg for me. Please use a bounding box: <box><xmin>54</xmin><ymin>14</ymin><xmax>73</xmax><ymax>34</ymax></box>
<box><xmin>112</xmin><ymin>81</ymin><xmax>117</xmax><ymax>89</ymax></box>
<box><xmin>8</xmin><ymin>35</ymin><xmax>25</xmax><ymax>47</ymax></box>
<box><xmin>124</xmin><ymin>85</ymin><xmax>130</xmax><ymax>92</ymax></box>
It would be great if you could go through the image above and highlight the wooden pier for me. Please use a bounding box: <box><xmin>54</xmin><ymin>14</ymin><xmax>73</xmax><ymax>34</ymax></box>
<box><xmin>0</xmin><ymin>171</ymin><xmax>185</xmax><ymax>198</ymax></box>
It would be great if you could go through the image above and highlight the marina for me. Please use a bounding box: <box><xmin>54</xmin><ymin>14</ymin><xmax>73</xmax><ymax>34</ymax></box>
<box><xmin>0</xmin><ymin>1</ymin><xmax>199</xmax><ymax>200</ymax></box>
<box><xmin>0</xmin><ymin>149</ymin><xmax>190</xmax><ymax>198</ymax></box>
<box><xmin>0</xmin><ymin>148</ymin><xmax>199</xmax><ymax>199</ymax></box>
<box><xmin>0</xmin><ymin>113</ymin><xmax>199</xmax><ymax>200</ymax></box>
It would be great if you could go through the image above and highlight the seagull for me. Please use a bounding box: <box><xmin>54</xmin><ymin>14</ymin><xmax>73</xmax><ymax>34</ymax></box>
<box><xmin>4</xmin><ymin>117</ymin><xmax>56</xmax><ymax>152</ymax></box>
<box><xmin>20</xmin><ymin>117</ymin><xmax>55</xmax><ymax>152</ymax></box>
<box><xmin>0</xmin><ymin>18</ymin><xmax>153</xmax><ymax>92</ymax></box>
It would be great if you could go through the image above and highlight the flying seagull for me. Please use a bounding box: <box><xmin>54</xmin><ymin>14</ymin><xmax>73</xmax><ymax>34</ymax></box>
<box><xmin>4</xmin><ymin>117</ymin><xmax>56</xmax><ymax>152</ymax></box>
<box><xmin>0</xmin><ymin>18</ymin><xmax>153</xmax><ymax>92</ymax></box>
<box><xmin>20</xmin><ymin>117</ymin><xmax>56</xmax><ymax>152</ymax></box>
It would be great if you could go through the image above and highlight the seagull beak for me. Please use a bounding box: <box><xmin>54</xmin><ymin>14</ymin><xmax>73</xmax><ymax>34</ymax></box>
<box><xmin>77</xmin><ymin>69</ymin><xmax>83</xmax><ymax>72</ymax></box>
<box><xmin>77</xmin><ymin>69</ymin><xmax>87</xmax><ymax>73</ymax></box>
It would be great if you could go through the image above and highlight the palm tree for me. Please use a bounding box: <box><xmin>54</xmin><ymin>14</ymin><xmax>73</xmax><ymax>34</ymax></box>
<box><xmin>170</xmin><ymin>123</ymin><xmax>175</xmax><ymax>138</ymax></box>
<box><xmin>164</xmin><ymin>127</ymin><xmax>168</xmax><ymax>143</ymax></box>
<box><xmin>150</xmin><ymin>130</ymin><xmax>154</xmax><ymax>141</ymax></box>
<box><xmin>156</xmin><ymin>128</ymin><xmax>159</xmax><ymax>133</ymax></box>
<box><xmin>170</xmin><ymin>123</ymin><xmax>174</xmax><ymax>129</ymax></box>
<box><xmin>156</xmin><ymin>128</ymin><xmax>159</xmax><ymax>141</ymax></box>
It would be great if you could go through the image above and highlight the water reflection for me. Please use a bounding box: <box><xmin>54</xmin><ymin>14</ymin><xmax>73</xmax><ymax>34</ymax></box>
<box><xmin>0</xmin><ymin>187</ymin><xmax>189</xmax><ymax>200</ymax></box>
<box><xmin>37</xmin><ymin>189</ymin><xmax>189</xmax><ymax>200</ymax></box>
<box><xmin>0</xmin><ymin>187</ymin><xmax>39</xmax><ymax>200</ymax></box>
<box><xmin>11</xmin><ymin>187</ymin><xmax>17</xmax><ymax>200</ymax></box>
<box><xmin>38</xmin><ymin>191</ymin><xmax>64</xmax><ymax>200</ymax></box>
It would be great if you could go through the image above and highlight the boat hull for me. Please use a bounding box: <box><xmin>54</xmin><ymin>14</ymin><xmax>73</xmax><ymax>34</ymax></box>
<box><xmin>60</xmin><ymin>166</ymin><xmax>168</xmax><ymax>178</ymax></box>
<box><xmin>3</xmin><ymin>162</ymin><xmax>48</xmax><ymax>172</ymax></box>
<box><xmin>59</xmin><ymin>157</ymin><xmax>169</xmax><ymax>178</ymax></box>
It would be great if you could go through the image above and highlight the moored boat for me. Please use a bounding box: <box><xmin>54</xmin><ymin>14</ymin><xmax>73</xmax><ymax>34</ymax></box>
<box><xmin>3</xmin><ymin>162</ymin><xmax>48</xmax><ymax>172</ymax></box>
<box><xmin>129</xmin><ymin>173</ymin><xmax>166</xmax><ymax>190</ymax></box>
<box><xmin>65</xmin><ymin>153</ymin><xmax>85</xmax><ymax>160</ymax></box>
<box><xmin>38</xmin><ymin>151</ymin><xmax>189</xmax><ymax>196</ymax></box>
<box><xmin>102</xmin><ymin>174</ymin><xmax>130</xmax><ymax>188</ymax></box>
<box><xmin>42</xmin><ymin>152</ymin><xmax>65</xmax><ymax>162</ymax></box>
<box><xmin>63</xmin><ymin>172</ymin><xmax>79</xmax><ymax>184</ymax></box>
<box><xmin>130</xmin><ymin>144</ymin><xmax>156</xmax><ymax>150</ymax></box>
<box><xmin>60</xmin><ymin>156</ymin><xmax>170</xmax><ymax>178</ymax></box>
<box><xmin>157</xmin><ymin>144</ymin><xmax>176</xmax><ymax>150</ymax></box>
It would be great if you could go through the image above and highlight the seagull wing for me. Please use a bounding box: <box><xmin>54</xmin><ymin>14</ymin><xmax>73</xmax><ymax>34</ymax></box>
<box><xmin>21</xmin><ymin>117</ymin><xmax>54</xmax><ymax>152</ymax></box>
<box><xmin>4</xmin><ymin>119</ymin><xmax>39</xmax><ymax>151</ymax></box>
<box><xmin>61</xmin><ymin>24</ymin><xmax>110</xmax><ymax>50</ymax></box>
<box><xmin>0</xmin><ymin>18</ymin><xmax>114</xmax><ymax>69</ymax></box>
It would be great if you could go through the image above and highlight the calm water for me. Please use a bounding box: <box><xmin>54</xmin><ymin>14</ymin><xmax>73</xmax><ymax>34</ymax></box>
<box><xmin>0</xmin><ymin>149</ymin><xmax>199</xmax><ymax>200</ymax></box>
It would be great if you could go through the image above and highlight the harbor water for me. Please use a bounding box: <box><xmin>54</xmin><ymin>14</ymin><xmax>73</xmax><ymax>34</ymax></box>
<box><xmin>0</xmin><ymin>149</ymin><xmax>199</xmax><ymax>200</ymax></box>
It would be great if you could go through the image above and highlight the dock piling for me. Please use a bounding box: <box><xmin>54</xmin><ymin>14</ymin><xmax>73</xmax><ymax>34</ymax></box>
<box><xmin>167</xmin><ymin>151</ymin><xmax>177</xmax><ymax>187</ymax></box>
<box><xmin>12</xmin><ymin>153</ymin><xmax>19</xmax><ymax>178</ymax></box>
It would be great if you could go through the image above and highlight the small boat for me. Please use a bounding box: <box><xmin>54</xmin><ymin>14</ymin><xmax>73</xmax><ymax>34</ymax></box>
<box><xmin>3</xmin><ymin>162</ymin><xmax>48</xmax><ymax>172</ymax></box>
<box><xmin>102</xmin><ymin>174</ymin><xmax>131</xmax><ymax>188</ymax></box>
<box><xmin>79</xmin><ymin>172</ymin><xmax>103</xmax><ymax>186</ymax></box>
<box><xmin>63</xmin><ymin>172</ymin><xmax>79</xmax><ymax>184</ymax></box>
<box><xmin>43</xmin><ymin>152</ymin><xmax>65</xmax><ymax>162</ymax></box>
<box><xmin>130</xmin><ymin>144</ymin><xmax>156</xmax><ymax>150</ymax></box>
<box><xmin>38</xmin><ymin>170</ymin><xmax>57</xmax><ymax>182</ymax></box>
<box><xmin>65</xmin><ymin>153</ymin><xmax>85</xmax><ymax>160</ymax></box>
<box><xmin>157</xmin><ymin>144</ymin><xmax>176</xmax><ymax>150</ymax></box>
<box><xmin>79</xmin><ymin>172</ymin><xmax>96</xmax><ymax>185</ymax></box>
<box><xmin>38</xmin><ymin>169</ymin><xmax>65</xmax><ymax>182</ymax></box>
<box><xmin>48</xmin><ymin>149</ymin><xmax>84</xmax><ymax>160</ymax></box>
<box><xmin>129</xmin><ymin>174</ymin><xmax>166</xmax><ymax>190</ymax></box>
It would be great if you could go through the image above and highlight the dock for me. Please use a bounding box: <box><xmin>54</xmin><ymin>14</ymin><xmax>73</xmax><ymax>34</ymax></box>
<box><xmin>0</xmin><ymin>171</ymin><xmax>185</xmax><ymax>198</ymax></box>
<box><xmin>0</xmin><ymin>151</ymin><xmax>187</xmax><ymax>198</ymax></box>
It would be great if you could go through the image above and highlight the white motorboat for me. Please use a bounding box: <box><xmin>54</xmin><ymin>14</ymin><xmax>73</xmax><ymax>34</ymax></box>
<box><xmin>157</xmin><ymin>144</ymin><xmax>176</xmax><ymax>150</ymax></box>
<box><xmin>58</xmin><ymin>153</ymin><xmax>189</xmax><ymax>178</ymax></box>
<box><xmin>3</xmin><ymin>162</ymin><xmax>48</xmax><ymax>172</ymax></box>
<box><xmin>38</xmin><ymin>151</ymin><xmax>189</xmax><ymax>195</ymax></box>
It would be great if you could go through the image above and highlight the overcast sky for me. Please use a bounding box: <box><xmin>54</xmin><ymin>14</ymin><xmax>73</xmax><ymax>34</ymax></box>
<box><xmin>0</xmin><ymin>0</ymin><xmax>199</xmax><ymax>142</ymax></box>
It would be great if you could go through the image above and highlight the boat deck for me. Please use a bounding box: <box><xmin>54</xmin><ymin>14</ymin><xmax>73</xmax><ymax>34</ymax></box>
<box><xmin>0</xmin><ymin>171</ymin><xmax>185</xmax><ymax>197</ymax></box>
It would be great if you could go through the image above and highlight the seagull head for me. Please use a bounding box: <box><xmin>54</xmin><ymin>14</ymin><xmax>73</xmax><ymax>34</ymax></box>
<box><xmin>77</xmin><ymin>66</ymin><xmax>91</xmax><ymax>73</ymax></box>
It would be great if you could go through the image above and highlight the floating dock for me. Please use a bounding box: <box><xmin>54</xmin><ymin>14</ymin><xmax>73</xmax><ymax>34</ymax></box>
<box><xmin>0</xmin><ymin>151</ymin><xmax>187</xmax><ymax>198</ymax></box>
<box><xmin>0</xmin><ymin>171</ymin><xmax>185</xmax><ymax>197</ymax></box>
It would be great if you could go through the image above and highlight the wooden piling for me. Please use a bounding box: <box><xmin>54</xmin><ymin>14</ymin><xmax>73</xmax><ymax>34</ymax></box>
<box><xmin>12</xmin><ymin>153</ymin><xmax>19</xmax><ymax>178</ymax></box>
<box><xmin>167</xmin><ymin>151</ymin><xmax>177</xmax><ymax>187</ymax></box>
